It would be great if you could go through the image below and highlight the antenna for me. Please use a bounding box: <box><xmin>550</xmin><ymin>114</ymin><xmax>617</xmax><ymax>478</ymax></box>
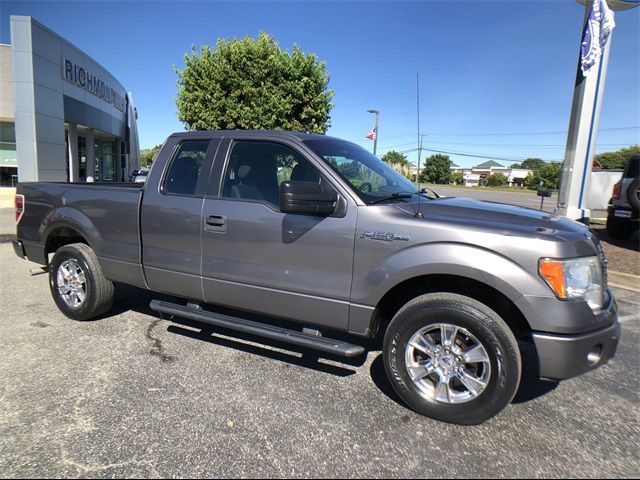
<box><xmin>415</xmin><ymin>73</ymin><xmax>423</xmax><ymax>218</ymax></box>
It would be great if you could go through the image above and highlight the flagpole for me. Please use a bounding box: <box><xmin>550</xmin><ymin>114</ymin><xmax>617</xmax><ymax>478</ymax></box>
<box><xmin>416</xmin><ymin>73</ymin><xmax>421</xmax><ymax>183</ymax></box>
<box><xmin>367</xmin><ymin>109</ymin><xmax>379</xmax><ymax>156</ymax></box>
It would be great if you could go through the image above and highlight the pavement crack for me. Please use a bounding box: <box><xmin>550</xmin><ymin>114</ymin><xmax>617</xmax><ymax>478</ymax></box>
<box><xmin>145</xmin><ymin>319</ymin><xmax>177</xmax><ymax>364</ymax></box>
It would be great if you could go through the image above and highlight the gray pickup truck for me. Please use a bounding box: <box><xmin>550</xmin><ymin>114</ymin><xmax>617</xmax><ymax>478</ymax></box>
<box><xmin>13</xmin><ymin>130</ymin><xmax>619</xmax><ymax>424</ymax></box>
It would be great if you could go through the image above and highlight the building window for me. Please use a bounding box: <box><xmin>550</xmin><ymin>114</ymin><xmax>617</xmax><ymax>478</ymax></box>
<box><xmin>0</xmin><ymin>122</ymin><xmax>17</xmax><ymax>186</ymax></box>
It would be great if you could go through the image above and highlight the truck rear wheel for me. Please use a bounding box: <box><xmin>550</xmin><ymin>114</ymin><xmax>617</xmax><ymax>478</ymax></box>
<box><xmin>383</xmin><ymin>292</ymin><xmax>521</xmax><ymax>425</ymax></box>
<box><xmin>49</xmin><ymin>243</ymin><xmax>114</xmax><ymax>321</ymax></box>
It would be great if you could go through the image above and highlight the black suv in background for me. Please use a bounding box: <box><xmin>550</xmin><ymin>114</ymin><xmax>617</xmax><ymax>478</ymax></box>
<box><xmin>607</xmin><ymin>154</ymin><xmax>640</xmax><ymax>239</ymax></box>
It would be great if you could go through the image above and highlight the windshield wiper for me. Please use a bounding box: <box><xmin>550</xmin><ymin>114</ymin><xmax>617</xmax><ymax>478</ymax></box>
<box><xmin>369</xmin><ymin>190</ymin><xmax>432</xmax><ymax>205</ymax></box>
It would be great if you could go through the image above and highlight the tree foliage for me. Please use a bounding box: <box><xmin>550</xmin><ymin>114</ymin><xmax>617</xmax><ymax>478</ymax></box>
<box><xmin>451</xmin><ymin>171</ymin><xmax>464</xmax><ymax>185</ymax></box>
<box><xmin>487</xmin><ymin>172</ymin><xmax>508</xmax><ymax>186</ymax></box>
<box><xmin>511</xmin><ymin>158</ymin><xmax>545</xmax><ymax>170</ymax></box>
<box><xmin>419</xmin><ymin>154</ymin><xmax>451</xmax><ymax>184</ymax></box>
<box><xmin>594</xmin><ymin>145</ymin><xmax>640</xmax><ymax>170</ymax></box>
<box><xmin>175</xmin><ymin>32</ymin><xmax>334</xmax><ymax>133</ymax></box>
<box><xmin>140</xmin><ymin>144</ymin><xmax>162</xmax><ymax>167</ymax></box>
<box><xmin>382</xmin><ymin>150</ymin><xmax>413</xmax><ymax>179</ymax></box>
<box><xmin>524</xmin><ymin>162</ymin><xmax>563</xmax><ymax>190</ymax></box>
<box><xmin>381</xmin><ymin>150</ymin><xmax>409</xmax><ymax>167</ymax></box>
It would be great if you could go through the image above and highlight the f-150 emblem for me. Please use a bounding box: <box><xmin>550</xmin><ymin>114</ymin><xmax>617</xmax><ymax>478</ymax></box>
<box><xmin>360</xmin><ymin>231</ymin><xmax>410</xmax><ymax>242</ymax></box>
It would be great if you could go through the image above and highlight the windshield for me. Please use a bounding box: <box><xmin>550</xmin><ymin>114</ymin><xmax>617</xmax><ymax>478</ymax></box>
<box><xmin>304</xmin><ymin>138</ymin><xmax>422</xmax><ymax>204</ymax></box>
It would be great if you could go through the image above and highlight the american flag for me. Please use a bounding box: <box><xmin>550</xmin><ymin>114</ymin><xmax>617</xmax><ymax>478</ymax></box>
<box><xmin>581</xmin><ymin>0</ymin><xmax>615</xmax><ymax>76</ymax></box>
<box><xmin>365</xmin><ymin>127</ymin><xmax>377</xmax><ymax>141</ymax></box>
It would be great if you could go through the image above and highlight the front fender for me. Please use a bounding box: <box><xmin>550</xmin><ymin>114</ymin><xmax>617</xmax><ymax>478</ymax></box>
<box><xmin>351</xmin><ymin>242</ymin><xmax>553</xmax><ymax>308</ymax></box>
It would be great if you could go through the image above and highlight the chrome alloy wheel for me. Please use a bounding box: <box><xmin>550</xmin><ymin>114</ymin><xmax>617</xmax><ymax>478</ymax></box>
<box><xmin>56</xmin><ymin>259</ymin><xmax>87</xmax><ymax>308</ymax></box>
<box><xmin>404</xmin><ymin>323</ymin><xmax>492</xmax><ymax>404</ymax></box>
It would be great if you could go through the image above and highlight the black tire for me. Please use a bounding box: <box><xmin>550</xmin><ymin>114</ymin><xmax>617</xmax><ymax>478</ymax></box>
<box><xmin>383</xmin><ymin>292</ymin><xmax>521</xmax><ymax>425</ymax></box>
<box><xmin>49</xmin><ymin>243</ymin><xmax>114</xmax><ymax>321</ymax></box>
<box><xmin>627</xmin><ymin>177</ymin><xmax>640</xmax><ymax>211</ymax></box>
<box><xmin>606</xmin><ymin>215</ymin><xmax>633</xmax><ymax>240</ymax></box>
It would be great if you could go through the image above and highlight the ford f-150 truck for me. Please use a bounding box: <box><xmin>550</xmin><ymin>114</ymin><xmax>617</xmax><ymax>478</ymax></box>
<box><xmin>13</xmin><ymin>130</ymin><xmax>619</xmax><ymax>424</ymax></box>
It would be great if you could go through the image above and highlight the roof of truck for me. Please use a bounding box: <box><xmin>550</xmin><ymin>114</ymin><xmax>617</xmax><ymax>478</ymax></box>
<box><xmin>168</xmin><ymin>130</ymin><xmax>344</xmax><ymax>143</ymax></box>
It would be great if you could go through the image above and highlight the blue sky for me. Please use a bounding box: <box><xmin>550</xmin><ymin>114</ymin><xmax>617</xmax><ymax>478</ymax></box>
<box><xmin>1</xmin><ymin>0</ymin><xmax>638</xmax><ymax>167</ymax></box>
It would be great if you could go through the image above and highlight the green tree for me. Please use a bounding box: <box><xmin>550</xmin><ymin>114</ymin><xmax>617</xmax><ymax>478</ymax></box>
<box><xmin>419</xmin><ymin>154</ymin><xmax>451</xmax><ymax>184</ymax></box>
<box><xmin>520</xmin><ymin>158</ymin><xmax>545</xmax><ymax>171</ymax></box>
<box><xmin>486</xmin><ymin>172</ymin><xmax>508</xmax><ymax>186</ymax></box>
<box><xmin>524</xmin><ymin>162</ymin><xmax>562</xmax><ymax>190</ymax></box>
<box><xmin>381</xmin><ymin>150</ymin><xmax>409</xmax><ymax>167</ymax></box>
<box><xmin>451</xmin><ymin>171</ymin><xmax>464</xmax><ymax>185</ymax></box>
<box><xmin>140</xmin><ymin>144</ymin><xmax>162</xmax><ymax>167</ymax></box>
<box><xmin>594</xmin><ymin>145</ymin><xmax>640</xmax><ymax>170</ymax></box>
<box><xmin>175</xmin><ymin>32</ymin><xmax>334</xmax><ymax>133</ymax></box>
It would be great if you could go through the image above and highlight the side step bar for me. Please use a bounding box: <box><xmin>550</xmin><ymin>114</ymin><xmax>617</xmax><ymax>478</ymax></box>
<box><xmin>149</xmin><ymin>300</ymin><xmax>365</xmax><ymax>358</ymax></box>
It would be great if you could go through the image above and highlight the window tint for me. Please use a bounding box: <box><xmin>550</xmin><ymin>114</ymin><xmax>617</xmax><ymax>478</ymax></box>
<box><xmin>163</xmin><ymin>140</ymin><xmax>209</xmax><ymax>195</ymax></box>
<box><xmin>222</xmin><ymin>141</ymin><xmax>321</xmax><ymax>207</ymax></box>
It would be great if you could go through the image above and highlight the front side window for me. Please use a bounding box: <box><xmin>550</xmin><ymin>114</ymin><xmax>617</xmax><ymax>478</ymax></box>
<box><xmin>221</xmin><ymin>141</ymin><xmax>323</xmax><ymax>208</ymax></box>
<box><xmin>304</xmin><ymin>139</ymin><xmax>424</xmax><ymax>204</ymax></box>
<box><xmin>163</xmin><ymin>140</ymin><xmax>209</xmax><ymax>195</ymax></box>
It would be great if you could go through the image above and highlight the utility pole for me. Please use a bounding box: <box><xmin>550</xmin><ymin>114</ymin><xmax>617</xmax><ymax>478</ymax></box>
<box><xmin>367</xmin><ymin>109</ymin><xmax>379</xmax><ymax>156</ymax></box>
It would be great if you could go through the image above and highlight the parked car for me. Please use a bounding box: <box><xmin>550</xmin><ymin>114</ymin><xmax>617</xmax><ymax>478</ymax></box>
<box><xmin>128</xmin><ymin>169</ymin><xmax>149</xmax><ymax>183</ymax></box>
<box><xmin>606</xmin><ymin>154</ymin><xmax>640</xmax><ymax>239</ymax></box>
<box><xmin>13</xmin><ymin>131</ymin><xmax>619</xmax><ymax>425</ymax></box>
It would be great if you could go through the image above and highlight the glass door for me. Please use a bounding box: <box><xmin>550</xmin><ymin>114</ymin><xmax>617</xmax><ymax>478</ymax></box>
<box><xmin>95</xmin><ymin>139</ymin><xmax>115</xmax><ymax>181</ymax></box>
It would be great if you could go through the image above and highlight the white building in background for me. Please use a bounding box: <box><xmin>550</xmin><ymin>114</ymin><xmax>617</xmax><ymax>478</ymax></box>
<box><xmin>1</xmin><ymin>16</ymin><xmax>140</xmax><ymax>185</ymax></box>
<box><xmin>450</xmin><ymin>160</ymin><xmax>531</xmax><ymax>187</ymax></box>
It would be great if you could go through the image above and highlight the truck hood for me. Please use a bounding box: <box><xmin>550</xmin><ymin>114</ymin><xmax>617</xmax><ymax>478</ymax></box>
<box><xmin>395</xmin><ymin>196</ymin><xmax>589</xmax><ymax>239</ymax></box>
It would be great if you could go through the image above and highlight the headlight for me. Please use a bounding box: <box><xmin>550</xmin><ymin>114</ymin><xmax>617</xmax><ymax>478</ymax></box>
<box><xmin>539</xmin><ymin>256</ymin><xmax>604</xmax><ymax>310</ymax></box>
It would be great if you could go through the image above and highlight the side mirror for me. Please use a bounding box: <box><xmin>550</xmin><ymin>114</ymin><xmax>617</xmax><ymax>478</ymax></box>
<box><xmin>280</xmin><ymin>181</ymin><xmax>337</xmax><ymax>216</ymax></box>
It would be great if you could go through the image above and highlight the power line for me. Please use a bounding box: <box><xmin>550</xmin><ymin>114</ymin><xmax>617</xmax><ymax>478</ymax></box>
<box><xmin>421</xmin><ymin>141</ymin><xmax>634</xmax><ymax>148</ymax></box>
<box><xmin>420</xmin><ymin>126</ymin><xmax>640</xmax><ymax>137</ymax></box>
<box><xmin>394</xmin><ymin>146</ymin><xmax>561</xmax><ymax>163</ymax></box>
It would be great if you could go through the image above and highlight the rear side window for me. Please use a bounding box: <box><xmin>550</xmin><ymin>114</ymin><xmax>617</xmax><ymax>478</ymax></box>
<box><xmin>163</xmin><ymin>140</ymin><xmax>209</xmax><ymax>195</ymax></box>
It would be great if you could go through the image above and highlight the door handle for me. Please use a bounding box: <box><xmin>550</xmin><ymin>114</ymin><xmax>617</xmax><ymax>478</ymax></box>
<box><xmin>205</xmin><ymin>214</ymin><xmax>227</xmax><ymax>232</ymax></box>
<box><xmin>206</xmin><ymin>214</ymin><xmax>227</xmax><ymax>226</ymax></box>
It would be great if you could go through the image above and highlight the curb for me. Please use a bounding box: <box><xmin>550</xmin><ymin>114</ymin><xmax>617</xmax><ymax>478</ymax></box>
<box><xmin>609</xmin><ymin>270</ymin><xmax>640</xmax><ymax>293</ymax></box>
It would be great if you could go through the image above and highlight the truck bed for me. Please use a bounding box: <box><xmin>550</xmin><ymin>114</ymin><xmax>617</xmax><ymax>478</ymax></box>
<box><xmin>17</xmin><ymin>182</ymin><xmax>144</xmax><ymax>286</ymax></box>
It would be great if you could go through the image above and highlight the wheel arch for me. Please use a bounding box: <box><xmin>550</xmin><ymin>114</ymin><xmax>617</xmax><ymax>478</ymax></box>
<box><xmin>369</xmin><ymin>273</ymin><xmax>532</xmax><ymax>341</ymax></box>
<box><xmin>42</xmin><ymin>208</ymin><xmax>101</xmax><ymax>263</ymax></box>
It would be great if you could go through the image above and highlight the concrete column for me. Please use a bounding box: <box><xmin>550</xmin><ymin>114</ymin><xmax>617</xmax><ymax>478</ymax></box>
<box><xmin>115</xmin><ymin>139</ymin><xmax>122</xmax><ymax>182</ymax></box>
<box><xmin>86</xmin><ymin>129</ymin><xmax>95</xmax><ymax>182</ymax></box>
<box><xmin>67</xmin><ymin>124</ymin><xmax>79</xmax><ymax>182</ymax></box>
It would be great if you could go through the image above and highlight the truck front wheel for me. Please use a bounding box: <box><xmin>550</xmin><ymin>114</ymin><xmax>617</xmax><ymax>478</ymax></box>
<box><xmin>383</xmin><ymin>293</ymin><xmax>521</xmax><ymax>425</ymax></box>
<box><xmin>49</xmin><ymin>243</ymin><xmax>114</xmax><ymax>321</ymax></box>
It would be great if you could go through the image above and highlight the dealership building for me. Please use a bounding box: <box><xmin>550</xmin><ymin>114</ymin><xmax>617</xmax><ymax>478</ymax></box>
<box><xmin>0</xmin><ymin>16</ymin><xmax>139</xmax><ymax>186</ymax></box>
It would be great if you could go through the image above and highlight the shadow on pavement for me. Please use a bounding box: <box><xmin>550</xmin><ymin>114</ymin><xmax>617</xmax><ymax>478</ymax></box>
<box><xmin>103</xmin><ymin>282</ymin><xmax>367</xmax><ymax>377</ymax></box>
<box><xmin>0</xmin><ymin>233</ymin><xmax>16</xmax><ymax>244</ymax></box>
<box><xmin>103</xmin><ymin>283</ymin><xmax>559</xmax><ymax>403</ymax></box>
<box><xmin>591</xmin><ymin>224</ymin><xmax>640</xmax><ymax>252</ymax></box>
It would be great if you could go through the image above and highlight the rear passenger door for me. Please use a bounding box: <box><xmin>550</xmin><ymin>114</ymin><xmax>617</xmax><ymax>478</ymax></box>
<box><xmin>201</xmin><ymin>138</ymin><xmax>358</xmax><ymax>330</ymax></box>
<box><xmin>141</xmin><ymin>137</ymin><xmax>219</xmax><ymax>300</ymax></box>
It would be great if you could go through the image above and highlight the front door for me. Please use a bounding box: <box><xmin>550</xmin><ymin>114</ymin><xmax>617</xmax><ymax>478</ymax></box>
<box><xmin>201</xmin><ymin>139</ymin><xmax>357</xmax><ymax>330</ymax></box>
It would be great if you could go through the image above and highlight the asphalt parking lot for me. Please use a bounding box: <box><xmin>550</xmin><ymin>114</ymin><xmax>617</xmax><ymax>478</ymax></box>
<box><xmin>1</xmin><ymin>208</ymin><xmax>639</xmax><ymax>478</ymax></box>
